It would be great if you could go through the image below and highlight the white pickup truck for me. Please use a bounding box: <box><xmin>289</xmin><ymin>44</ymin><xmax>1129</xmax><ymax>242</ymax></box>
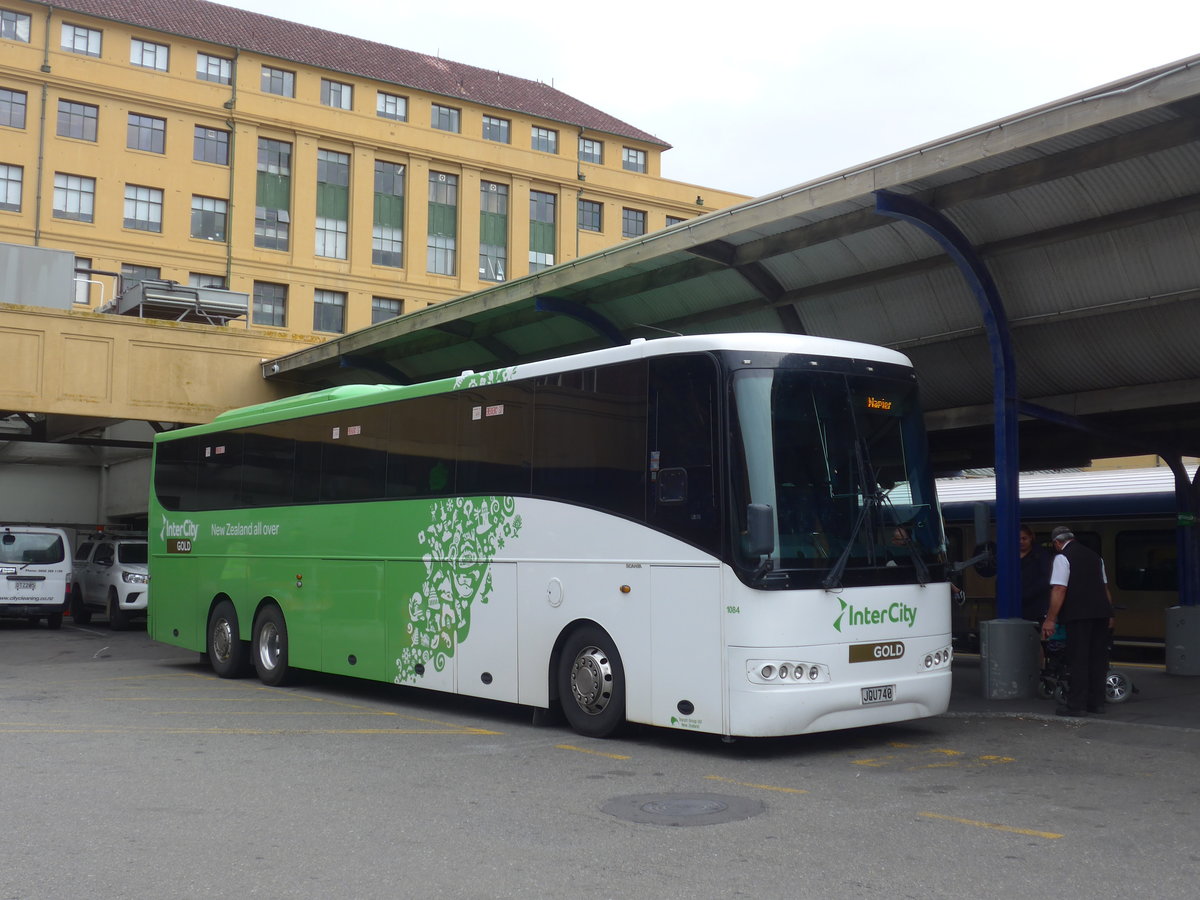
<box><xmin>71</xmin><ymin>535</ymin><xmax>150</xmax><ymax>630</ymax></box>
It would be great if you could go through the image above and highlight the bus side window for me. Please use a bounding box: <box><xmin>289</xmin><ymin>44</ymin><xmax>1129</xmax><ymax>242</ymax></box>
<box><xmin>1116</xmin><ymin>529</ymin><xmax>1177</xmax><ymax>591</ymax></box>
<box><xmin>647</xmin><ymin>354</ymin><xmax>720</xmax><ymax>554</ymax></box>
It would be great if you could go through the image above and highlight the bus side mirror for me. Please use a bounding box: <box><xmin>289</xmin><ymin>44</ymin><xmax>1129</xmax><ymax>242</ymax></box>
<box><xmin>746</xmin><ymin>504</ymin><xmax>775</xmax><ymax>557</ymax></box>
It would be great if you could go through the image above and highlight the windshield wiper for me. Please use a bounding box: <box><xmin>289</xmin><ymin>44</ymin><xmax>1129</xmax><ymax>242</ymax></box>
<box><xmin>822</xmin><ymin>438</ymin><xmax>884</xmax><ymax>590</ymax></box>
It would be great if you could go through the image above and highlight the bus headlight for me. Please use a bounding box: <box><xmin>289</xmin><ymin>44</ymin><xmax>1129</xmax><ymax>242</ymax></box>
<box><xmin>747</xmin><ymin>660</ymin><xmax>830</xmax><ymax>685</ymax></box>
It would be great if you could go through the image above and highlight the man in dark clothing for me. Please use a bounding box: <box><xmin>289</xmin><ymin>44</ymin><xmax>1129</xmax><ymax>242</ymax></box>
<box><xmin>1019</xmin><ymin>524</ymin><xmax>1052</xmax><ymax>623</ymax></box>
<box><xmin>1041</xmin><ymin>525</ymin><xmax>1114</xmax><ymax>716</ymax></box>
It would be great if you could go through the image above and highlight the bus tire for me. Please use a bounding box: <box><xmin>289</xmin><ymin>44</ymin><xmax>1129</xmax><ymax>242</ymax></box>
<box><xmin>253</xmin><ymin>605</ymin><xmax>292</xmax><ymax>687</ymax></box>
<box><xmin>558</xmin><ymin>625</ymin><xmax>626</xmax><ymax>738</ymax></box>
<box><xmin>208</xmin><ymin>600</ymin><xmax>249</xmax><ymax>678</ymax></box>
<box><xmin>108</xmin><ymin>588</ymin><xmax>130</xmax><ymax>631</ymax></box>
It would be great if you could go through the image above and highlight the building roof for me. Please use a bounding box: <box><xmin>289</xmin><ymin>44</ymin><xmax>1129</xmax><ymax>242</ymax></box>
<box><xmin>266</xmin><ymin>54</ymin><xmax>1200</xmax><ymax>471</ymax></box>
<box><xmin>40</xmin><ymin>0</ymin><xmax>669</xmax><ymax>147</ymax></box>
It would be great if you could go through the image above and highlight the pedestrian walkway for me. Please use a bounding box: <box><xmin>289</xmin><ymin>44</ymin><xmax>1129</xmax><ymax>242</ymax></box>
<box><xmin>948</xmin><ymin>655</ymin><xmax>1200</xmax><ymax>730</ymax></box>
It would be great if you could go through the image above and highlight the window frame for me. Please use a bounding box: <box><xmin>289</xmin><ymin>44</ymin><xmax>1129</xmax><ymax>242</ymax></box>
<box><xmin>313</xmin><ymin>288</ymin><xmax>347</xmax><ymax>334</ymax></box>
<box><xmin>193</xmin><ymin>125</ymin><xmax>230</xmax><ymax>165</ymax></box>
<box><xmin>0</xmin><ymin>162</ymin><xmax>21</xmax><ymax>212</ymax></box>
<box><xmin>253</xmin><ymin>281</ymin><xmax>287</xmax><ymax>327</ymax></box>
<box><xmin>622</xmin><ymin>207</ymin><xmax>646</xmax><ymax>239</ymax></box>
<box><xmin>190</xmin><ymin>195</ymin><xmax>228</xmax><ymax>242</ymax></box>
<box><xmin>0</xmin><ymin>8</ymin><xmax>31</xmax><ymax>43</ymax></box>
<box><xmin>622</xmin><ymin>147</ymin><xmax>647</xmax><ymax>173</ymax></box>
<box><xmin>196</xmin><ymin>53</ymin><xmax>232</xmax><ymax>85</ymax></box>
<box><xmin>376</xmin><ymin>91</ymin><xmax>408</xmax><ymax>122</ymax></box>
<box><xmin>371</xmin><ymin>296</ymin><xmax>402</xmax><ymax>324</ymax></box>
<box><xmin>482</xmin><ymin>115</ymin><xmax>510</xmax><ymax>144</ymax></box>
<box><xmin>57</xmin><ymin>99</ymin><xmax>99</xmax><ymax>142</ymax></box>
<box><xmin>431</xmin><ymin>104</ymin><xmax>461</xmax><ymax>133</ymax></box>
<box><xmin>61</xmin><ymin>23</ymin><xmax>102</xmax><ymax>57</ymax></box>
<box><xmin>578</xmin><ymin>137</ymin><xmax>603</xmax><ymax>164</ymax></box>
<box><xmin>130</xmin><ymin>37</ymin><xmax>169</xmax><ymax>72</ymax></box>
<box><xmin>261</xmin><ymin>65</ymin><xmax>296</xmax><ymax>98</ymax></box>
<box><xmin>124</xmin><ymin>183</ymin><xmax>164</xmax><ymax>233</ymax></box>
<box><xmin>52</xmin><ymin>172</ymin><xmax>96</xmax><ymax>223</ymax></box>
<box><xmin>1</xmin><ymin>88</ymin><xmax>27</xmax><ymax>129</ymax></box>
<box><xmin>578</xmin><ymin>199</ymin><xmax>602</xmax><ymax>233</ymax></box>
<box><xmin>127</xmin><ymin>113</ymin><xmax>166</xmax><ymax>154</ymax></box>
<box><xmin>531</xmin><ymin>126</ymin><xmax>558</xmax><ymax>154</ymax></box>
<box><xmin>321</xmin><ymin>78</ymin><xmax>353</xmax><ymax>110</ymax></box>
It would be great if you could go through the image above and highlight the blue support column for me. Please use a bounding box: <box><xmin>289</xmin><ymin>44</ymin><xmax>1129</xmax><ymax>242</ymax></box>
<box><xmin>873</xmin><ymin>191</ymin><xmax>1021</xmax><ymax>622</ymax></box>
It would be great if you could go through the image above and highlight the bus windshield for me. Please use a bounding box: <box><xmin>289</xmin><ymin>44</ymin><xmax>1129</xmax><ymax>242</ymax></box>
<box><xmin>730</xmin><ymin>364</ymin><xmax>944</xmax><ymax>588</ymax></box>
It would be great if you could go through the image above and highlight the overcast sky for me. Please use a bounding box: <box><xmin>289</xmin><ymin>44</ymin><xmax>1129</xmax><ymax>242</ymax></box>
<box><xmin>225</xmin><ymin>0</ymin><xmax>1200</xmax><ymax>198</ymax></box>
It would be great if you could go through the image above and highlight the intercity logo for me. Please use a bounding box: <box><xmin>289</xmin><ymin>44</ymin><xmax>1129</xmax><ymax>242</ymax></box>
<box><xmin>160</xmin><ymin>515</ymin><xmax>199</xmax><ymax>543</ymax></box>
<box><xmin>833</xmin><ymin>598</ymin><xmax>918</xmax><ymax>632</ymax></box>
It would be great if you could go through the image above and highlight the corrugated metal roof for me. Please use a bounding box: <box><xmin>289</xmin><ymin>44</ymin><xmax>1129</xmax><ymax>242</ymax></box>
<box><xmin>269</xmin><ymin>54</ymin><xmax>1200</xmax><ymax>469</ymax></box>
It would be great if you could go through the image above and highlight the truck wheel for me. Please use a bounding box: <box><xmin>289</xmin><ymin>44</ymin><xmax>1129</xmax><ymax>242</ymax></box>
<box><xmin>253</xmin><ymin>605</ymin><xmax>292</xmax><ymax>687</ymax></box>
<box><xmin>108</xmin><ymin>588</ymin><xmax>130</xmax><ymax>631</ymax></box>
<box><xmin>71</xmin><ymin>587</ymin><xmax>93</xmax><ymax>625</ymax></box>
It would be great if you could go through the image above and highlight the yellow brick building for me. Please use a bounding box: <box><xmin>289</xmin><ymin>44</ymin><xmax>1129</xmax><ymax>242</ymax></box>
<box><xmin>0</xmin><ymin>0</ymin><xmax>747</xmax><ymax>338</ymax></box>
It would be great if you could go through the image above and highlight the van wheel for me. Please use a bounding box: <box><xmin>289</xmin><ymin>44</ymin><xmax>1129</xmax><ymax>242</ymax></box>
<box><xmin>46</xmin><ymin>612</ymin><xmax>63</xmax><ymax>630</ymax></box>
<box><xmin>71</xmin><ymin>588</ymin><xmax>93</xmax><ymax>625</ymax></box>
<box><xmin>208</xmin><ymin>600</ymin><xmax>249</xmax><ymax>678</ymax></box>
<box><xmin>253</xmin><ymin>605</ymin><xmax>292</xmax><ymax>687</ymax></box>
<box><xmin>108</xmin><ymin>588</ymin><xmax>130</xmax><ymax>631</ymax></box>
<box><xmin>558</xmin><ymin>625</ymin><xmax>626</xmax><ymax>738</ymax></box>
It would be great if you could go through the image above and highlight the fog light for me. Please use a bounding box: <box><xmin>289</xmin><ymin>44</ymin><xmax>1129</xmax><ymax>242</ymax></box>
<box><xmin>761</xmin><ymin>665</ymin><xmax>775</xmax><ymax>680</ymax></box>
<box><xmin>924</xmin><ymin>655</ymin><xmax>933</xmax><ymax>669</ymax></box>
<box><xmin>808</xmin><ymin>665</ymin><xmax>820</xmax><ymax>680</ymax></box>
<box><xmin>778</xmin><ymin>664</ymin><xmax>790</xmax><ymax>680</ymax></box>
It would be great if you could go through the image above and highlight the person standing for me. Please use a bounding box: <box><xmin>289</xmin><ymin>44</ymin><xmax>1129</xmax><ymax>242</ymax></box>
<box><xmin>1019</xmin><ymin>524</ymin><xmax>1052</xmax><ymax>624</ymax></box>
<box><xmin>1041</xmin><ymin>525</ymin><xmax>1114</xmax><ymax>716</ymax></box>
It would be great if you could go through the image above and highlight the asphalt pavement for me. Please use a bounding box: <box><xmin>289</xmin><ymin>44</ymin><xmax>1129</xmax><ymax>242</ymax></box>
<box><xmin>949</xmin><ymin>653</ymin><xmax>1200</xmax><ymax>730</ymax></box>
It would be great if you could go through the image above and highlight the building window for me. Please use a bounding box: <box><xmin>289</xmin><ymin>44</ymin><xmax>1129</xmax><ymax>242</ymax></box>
<box><xmin>321</xmin><ymin>79</ymin><xmax>353</xmax><ymax>110</ymax></box>
<box><xmin>57</xmin><ymin>100</ymin><xmax>98</xmax><ymax>141</ymax></box>
<box><xmin>316</xmin><ymin>149</ymin><xmax>349</xmax><ymax>259</ymax></box>
<box><xmin>124</xmin><ymin>184</ymin><xmax>163</xmax><ymax>232</ymax></box>
<box><xmin>53</xmin><ymin>173</ymin><xmax>95</xmax><ymax>222</ymax></box>
<box><xmin>529</xmin><ymin>190</ymin><xmax>556</xmax><ymax>273</ymax></box>
<box><xmin>483</xmin><ymin>115</ymin><xmax>510</xmax><ymax>144</ymax></box>
<box><xmin>196</xmin><ymin>53</ymin><xmax>232</xmax><ymax>84</ymax></box>
<box><xmin>74</xmin><ymin>257</ymin><xmax>93</xmax><ymax>305</ymax></box>
<box><xmin>127</xmin><ymin>113</ymin><xmax>166</xmax><ymax>153</ymax></box>
<box><xmin>191</xmin><ymin>195</ymin><xmax>227</xmax><ymax>241</ymax></box>
<box><xmin>61</xmin><ymin>23</ymin><xmax>102</xmax><ymax>57</ymax></box>
<box><xmin>578</xmin><ymin>199</ymin><xmax>602</xmax><ymax>233</ymax></box>
<box><xmin>622</xmin><ymin>147</ymin><xmax>647</xmax><ymax>173</ymax></box>
<box><xmin>531</xmin><ymin>126</ymin><xmax>558</xmax><ymax>154</ymax></box>
<box><xmin>376</xmin><ymin>91</ymin><xmax>407</xmax><ymax>121</ymax></box>
<box><xmin>622</xmin><ymin>207</ymin><xmax>646</xmax><ymax>238</ymax></box>
<box><xmin>371</xmin><ymin>296</ymin><xmax>401</xmax><ymax>323</ymax></box>
<box><xmin>131</xmin><ymin>38</ymin><xmax>169</xmax><ymax>71</ymax></box>
<box><xmin>666</xmin><ymin>215</ymin><xmax>686</xmax><ymax>227</ymax></box>
<box><xmin>373</xmin><ymin>161</ymin><xmax>404</xmax><ymax>268</ymax></box>
<box><xmin>193</xmin><ymin>126</ymin><xmax>229</xmax><ymax>165</ymax></box>
<box><xmin>431</xmin><ymin>104</ymin><xmax>460</xmax><ymax>133</ymax></box>
<box><xmin>578</xmin><ymin>138</ymin><xmax>602</xmax><ymax>164</ymax></box>
<box><xmin>189</xmin><ymin>272</ymin><xmax>226</xmax><ymax>289</ymax></box>
<box><xmin>313</xmin><ymin>289</ymin><xmax>345</xmax><ymax>333</ymax></box>
<box><xmin>0</xmin><ymin>163</ymin><xmax>20</xmax><ymax>211</ymax></box>
<box><xmin>1</xmin><ymin>8</ymin><xmax>30</xmax><ymax>42</ymax></box>
<box><xmin>121</xmin><ymin>264</ymin><xmax>160</xmax><ymax>296</ymax></box>
<box><xmin>479</xmin><ymin>181</ymin><xmax>507</xmax><ymax>283</ymax></box>
<box><xmin>261</xmin><ymin>66</ymin><xmax>295</xmax><ymax>97</ymax></box>
<box><xmin>1</xmin><ymin>88</ymin><xmax>26</xmax><ymax>128</ymax></box>
<box><xmin>253</xmin><ymin>281</ymin><xmax>287</xmax><ymax>327</ymax></box>
<box><xmin>427</xmin><ymin>172</ymin><xmax>457</xmax><ymax>276</ymax></box>
<box><xmin>255</xmin><ymin>138</ymin><xmax>291</xmax><ymax>250</ymax></box>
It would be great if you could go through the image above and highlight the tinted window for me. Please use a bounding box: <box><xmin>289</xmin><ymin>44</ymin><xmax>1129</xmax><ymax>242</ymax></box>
<box><xmin>117</xmin><ymin>543</ymin><xmax>148</xmax><ymax>565</ymax></box>
<box><xmin>532</xmin><ymin>362</ymin><xmax>646</xmax><ymax>520</ymax></box>
<box><xmin>455</xmin><ymin>383</ymin><xmax>533</xmax><ymax>495</ymax></box>
<box><xmin>646</xmin><ymin>354</ymin><xmax>720</xmax><ymax>553</ymax></box>
<box><xmin>1116</xmin><ymin>529</ymin><xmax>1177</xmax><ymax>591</ymax></box>
<box><xmin>385</xmin><ymin>394</ymin><xmax>457</xmax><ymax>499</ymax></box>
<box><xmin>154</xmin><ymin>435</ymin><xmax>202</xmax><ymax>510</ymax></box>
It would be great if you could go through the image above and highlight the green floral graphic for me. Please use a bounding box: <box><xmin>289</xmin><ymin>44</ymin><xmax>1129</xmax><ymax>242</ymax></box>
<box><xmin>454</xmin><ymin>367</ymin><xmax>517</xmax><ymax>390</ymax></box>
<box><xmin>395</xmin><ymin>496</ymin><xmax>522</xmax><ymax>683</ymax></box>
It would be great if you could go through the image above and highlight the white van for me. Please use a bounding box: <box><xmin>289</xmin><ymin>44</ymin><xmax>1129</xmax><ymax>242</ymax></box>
<box><xmin>0</xmin><ymin>526</ymin><xmax>72</xmax><ymax>629</ymax></box>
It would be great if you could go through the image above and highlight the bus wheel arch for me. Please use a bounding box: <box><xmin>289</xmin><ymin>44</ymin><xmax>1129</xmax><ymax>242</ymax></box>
<box><xmin>252</xmin><ymin>601</ymin><xmax>292</xmax><ymax>687</ymax></box>
<box><xmin>554</xmin><ymin>621</ymin><xmax>626</xmax><ymax>738</ymax></box>
<box><xmin>207</xmin><ymin>595</ymin><xmax>250</xmax><ymax>678</ymax></box>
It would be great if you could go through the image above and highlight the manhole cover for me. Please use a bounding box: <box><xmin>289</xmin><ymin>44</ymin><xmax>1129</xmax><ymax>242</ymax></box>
<box><xmin>601</xmin><ymin>792</ymin><xmax>765</xmax><ymax>826</ymax></box>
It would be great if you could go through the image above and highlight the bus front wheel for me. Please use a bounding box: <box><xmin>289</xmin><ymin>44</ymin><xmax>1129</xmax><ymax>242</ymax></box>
<box><xmin>253</xmin><ymin>605</ymin><xmax>292</xmax><ymax>687</ymax></box>
<box><xmin>208</xmin><ymin>600</ymin><xmax>249</xmax><ymax>678</ymax></box>
<box><xmin>558</xmin><ymin>625</ymin><xmax>626</xmax><ymax>738</ymax></box>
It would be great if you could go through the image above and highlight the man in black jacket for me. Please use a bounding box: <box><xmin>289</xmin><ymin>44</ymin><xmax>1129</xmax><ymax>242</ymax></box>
<box><xmin>1041</xmin><ymin>525</ymin><xmax>1115</xmax><ymax>716</ymax></box>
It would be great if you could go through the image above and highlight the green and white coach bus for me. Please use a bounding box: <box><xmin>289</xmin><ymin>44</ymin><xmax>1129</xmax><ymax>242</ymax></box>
<box><xmin>148</xmin><ymin>333</ymin><xmax>952</xmax><ymax>738</ymax></box>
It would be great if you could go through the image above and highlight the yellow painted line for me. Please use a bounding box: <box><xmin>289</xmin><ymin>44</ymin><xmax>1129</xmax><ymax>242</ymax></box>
<box><xmin>556</xmin><ymin>744</ymin><xmax>631</xmax><ymax>760</ymax></box>
<box><xmin>0</xmin><ymin>725</ymin><xmax>499</xmax><ymax>735</ymax></box>
<box><xmin>705</xmin><ymin>775</ymin><xmax>807</xmax><ymax>794</ymax></box>
<box><xmin>919</xmin><ymin>812</ymin><xmax>1062</xmax><ymax>839</ymax></box>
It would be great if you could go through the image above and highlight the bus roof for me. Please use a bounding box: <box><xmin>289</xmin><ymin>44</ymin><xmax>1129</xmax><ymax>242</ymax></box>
<box><xmin>166</xmin><ymin>333</ymin><xmax>913</xmax><ymax>438</ymax></box>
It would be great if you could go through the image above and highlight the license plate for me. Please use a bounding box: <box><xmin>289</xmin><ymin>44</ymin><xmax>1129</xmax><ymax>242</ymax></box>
<box><xmin>13</xmin><ymin>580</ymin><xmax>37</xmax><ymax>592</ymax></box>
<box><xmin>861</xmin><ymin>684</ymin><xmax>896</xmax><ymax>705</ymax></box>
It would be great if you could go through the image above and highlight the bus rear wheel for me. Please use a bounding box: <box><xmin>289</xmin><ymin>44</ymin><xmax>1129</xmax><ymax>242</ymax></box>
<box><xmin>208</xmin><ymin>600</ymin><xmax>249</xmax><ymax>678</ymax></box>
<box><xmin>253</xmin><ymin>605</ymin><xmax>292</xmax><ymax>687</ymax></box>
<box><xmin>558</xmin><ymin>625</ymin><xmax>626</xmax><ymax>738</ymax></box>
